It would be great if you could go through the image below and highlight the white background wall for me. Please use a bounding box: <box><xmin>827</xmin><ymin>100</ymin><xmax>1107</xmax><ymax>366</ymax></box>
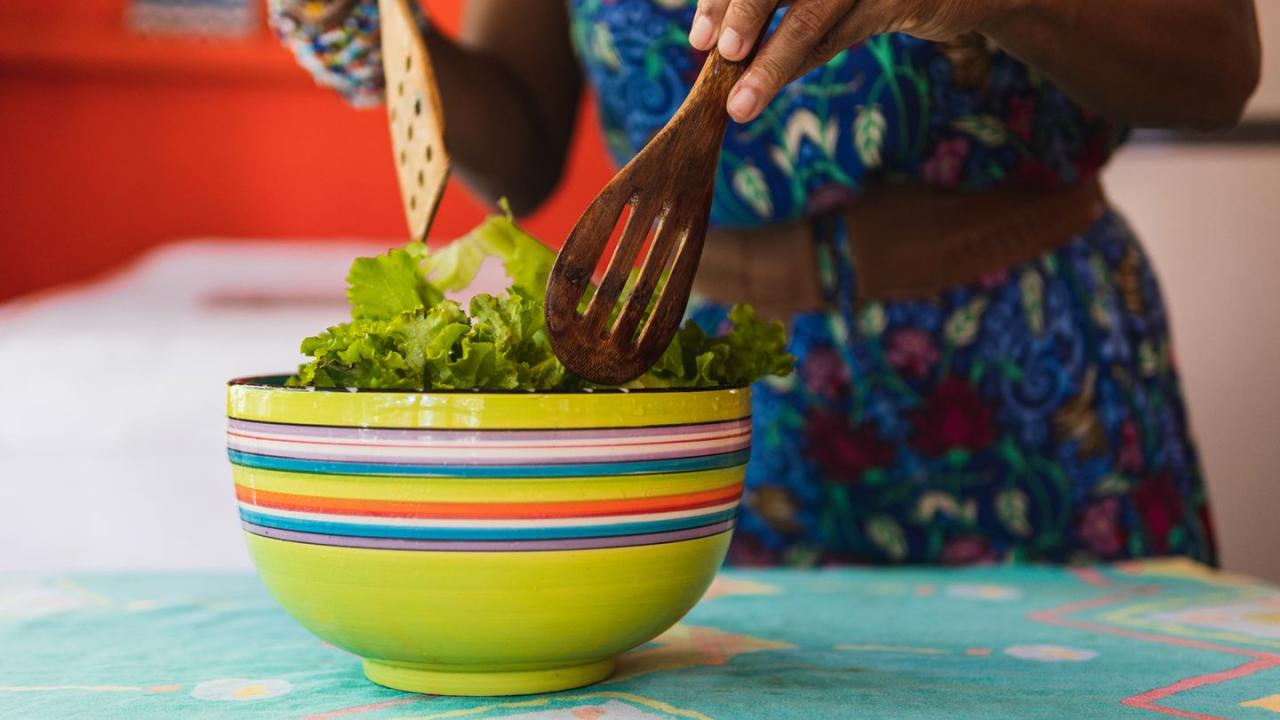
<box><xmin>1106</xmin><ymin>146</ymin><xmax>1280</xmax><ymax>581</ymax></box>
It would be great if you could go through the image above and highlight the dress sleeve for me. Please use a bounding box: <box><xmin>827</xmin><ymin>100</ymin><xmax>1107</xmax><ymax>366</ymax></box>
<box><xmin>266</xmin><ymin>0</ymin><xmax>430</xmax><ymax>108</ymax></box>
<box><xmin>911</xmin><ymin>34</ymin><xmax>1130</xmax><ymax>191</ymax></box>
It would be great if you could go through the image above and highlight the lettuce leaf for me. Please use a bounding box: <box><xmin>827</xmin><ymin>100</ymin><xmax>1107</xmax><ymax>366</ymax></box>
<box><xmin>626</xmin><ymin>305</ymin><xmax>793</xmax><ymax>389</ymax></box>
<box><xmin>289</xmin><ymin>303</ymin><xmax>468</xmax><ymax>389</ymax></box>
<box><xmin>291</xmin><ymin>209</ymin><xmax>794</xmax><ymax>391</ymax></box>
<box><xmin>424</xmin><ymin>200</ymin><xmax>555</xmax><ymax>299</ymax></box>
<box><xmin>346</xmin><ymin>241</ymin><xmax>441</xmax><ymax>320</ymax></box>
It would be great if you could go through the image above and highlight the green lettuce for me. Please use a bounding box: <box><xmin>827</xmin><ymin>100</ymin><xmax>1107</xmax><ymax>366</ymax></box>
<box><xmin>424</xmin><ymin>200</ymin><xmax>554</xmax><ymax>299</ymax></box>
<box><xmin>346</xmin><ymin>241</ymin><xmax>440</xmax><ymax>320</ymax></box>
<box><xmin>289</xmin><ymin>207</ymin><xmax>794</xmax><ymax>390</ymax></box>
<box><xmin>638</xmin><ymin>305</ymin><xmax>793</xmax><ymax>389</ymax></box>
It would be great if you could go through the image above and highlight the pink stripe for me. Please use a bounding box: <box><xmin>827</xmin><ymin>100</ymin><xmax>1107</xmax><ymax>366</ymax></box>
<box><xmin>1122</xmin><ymin>657</ymin><xmax>1280</xmax><ymax>720</ymax></box>
<box><xmin>227</xmin><ymin>426</ymin><xmax>750</xmax><ymax>451</ymax></box>
<box><xmin>1121</xmin><ymin>703</ymin><xmax>1220</xmax><ymax>720</ymax></box>
<box><xmin>226</xmin><ymin>438</ymin><xmax>751</xmax><ymax>465</ymax></box>
<box><xmin>227</xmin><ymin>417</ymin><xmax>750</xmax><ymax>443</ymax></box>
<box><xmin>1072</xmin><ymin>566</ymin><xmax>1114</xmax><ymax>588</ymax></box>
<box><xmin>1030</xmin><ymin>571</ymin><xmax>1280</xmax><ymax>719</ymax></box>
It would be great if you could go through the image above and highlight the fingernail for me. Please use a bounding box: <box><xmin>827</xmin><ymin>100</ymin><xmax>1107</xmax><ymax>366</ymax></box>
<box><xmin>688</xmin><ymin>14</ymin><xmax>714</xmax><ymax>50</ymax></box>
<box><xmin>718</xmin><ymin>27</ymin><xmax>744</xmax><ymax>59</ymax></box>
<box><xmin>728</xmin><ymin>84</ymin><xmax>758</xmax><ymax>121</ymax></box>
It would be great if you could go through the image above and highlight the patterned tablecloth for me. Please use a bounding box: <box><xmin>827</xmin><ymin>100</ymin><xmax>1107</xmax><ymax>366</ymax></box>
<box><xmin>4</xmin><ymin>559</ymin><xmax>1280</xmax><ymax>719</ymax></box>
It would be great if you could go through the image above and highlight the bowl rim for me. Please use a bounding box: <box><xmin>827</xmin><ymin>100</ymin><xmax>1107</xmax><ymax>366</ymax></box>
<box><xmin>228</xmin><ymin>374</ymin><xmax>749</xmax><ymax>396</ymax></box>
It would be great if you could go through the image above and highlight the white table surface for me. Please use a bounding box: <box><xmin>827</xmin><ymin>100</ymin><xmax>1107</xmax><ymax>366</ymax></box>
<box><xmin>0</xmin><ymin>240</ymin><xmax>507</xmax><ymax>572</ymax></box>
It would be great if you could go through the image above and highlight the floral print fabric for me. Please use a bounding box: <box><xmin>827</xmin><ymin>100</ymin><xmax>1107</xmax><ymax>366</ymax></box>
<box><xmin>686</xmin><ymin>213</ymin><xmax>1214</xmax><ymax>565</ymax></box>
<box><xmin>570</xmin><ymin>0</ymin><xmax>1214</xmax><ymax>566</ymax></box>
<box><xmin>570</xmin><ymin>0</ymin><xmax>1128</xmax><ymax>227</ymax></box>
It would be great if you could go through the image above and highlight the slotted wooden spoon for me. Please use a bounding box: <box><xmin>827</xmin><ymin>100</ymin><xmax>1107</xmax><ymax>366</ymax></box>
<box><xmin>379</xmin><ymin>0</ymin><xmax>449</xmax><ymax>240</ymax></box>
<box><xmin>545</xmin><ymin>38</ymin><xmax>768</xmax><ymax>385</ymax></box>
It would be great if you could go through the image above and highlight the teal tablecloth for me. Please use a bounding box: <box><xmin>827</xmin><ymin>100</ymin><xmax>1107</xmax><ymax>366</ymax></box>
<box><xmin>4</xmin><ymin>559</ymin><xmax>1280</xmax><ymax>719</ymax></box>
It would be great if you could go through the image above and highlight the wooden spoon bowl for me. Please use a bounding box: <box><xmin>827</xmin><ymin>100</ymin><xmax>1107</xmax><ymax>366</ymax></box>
<box><xmin>545</xmin><ymin>47</ymin><xmax>759</xmax><ymax>386</ymax></box>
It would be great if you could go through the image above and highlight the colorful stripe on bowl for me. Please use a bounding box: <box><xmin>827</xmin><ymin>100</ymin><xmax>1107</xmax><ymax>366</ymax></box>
<box><xmin>241</xmin><ymin>518</ymin><xmax>737</xmax><ymax>552</ymax></box>
<box><xmin>229</xmin><ymin>415</ymin><xmax>749</xmax><ymax>552</ymax></box>
<box><xmin>227</xmin><ymin>417</ymin><xmax>751</xmax><ymax>477</ymax></box>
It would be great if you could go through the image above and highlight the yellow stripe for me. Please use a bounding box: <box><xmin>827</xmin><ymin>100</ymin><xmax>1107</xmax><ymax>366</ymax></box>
<box><xmin>227</xmin><ymin>383</ymin><xmax>750</xmax><ymax>430</ymax></box>
<box><xmin>232</xmin><ymin>465</ymin><xmax>746</xmax><ymax>503</ymax></box>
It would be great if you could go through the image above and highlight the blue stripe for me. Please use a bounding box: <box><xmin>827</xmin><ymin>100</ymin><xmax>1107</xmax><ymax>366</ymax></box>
<box><xmin>226</xmin><ymin>449</ymin><xmax>750</xmax><ymax>478</ymax></box>
<box><xmin>236</xmin><ymin>507</ymin><xmax>741</xmax><ymax>541</ymax></box>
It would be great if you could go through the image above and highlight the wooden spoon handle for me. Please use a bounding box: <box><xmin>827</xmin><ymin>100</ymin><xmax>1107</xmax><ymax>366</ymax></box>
<box><xmin>379</xmin><ymin>0</ymin><xmax>450</xmax><ymax>242</ymax></box>
<box><xmin>679</xmin><ymin>12</ymin><xmax>777</xmax><ymax>127</ymax></box>
<box><xmin>691</xmin><ymin>50</ymin><xmax>750</xmax><ymax>105</ymax></box>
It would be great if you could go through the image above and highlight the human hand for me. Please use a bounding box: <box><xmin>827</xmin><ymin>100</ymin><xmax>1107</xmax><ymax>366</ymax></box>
<box><xmin>688</xmin><ymin>0</ymin><xmax>1010</xmax><ymax>122</ymax></box>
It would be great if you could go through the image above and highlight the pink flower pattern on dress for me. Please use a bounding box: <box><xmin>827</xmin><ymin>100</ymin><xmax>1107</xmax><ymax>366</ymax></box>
<box><xmin>1077</xmin><ymin>497</ymin><xmax>1127</xmax><ymax>558</ymax></box>
<box><xmin>1007</xmin><ymin>96</ymin><xmax>1036</xmax><ymax>142</ymax></box>
<box><xmin>922</xmin><ymin>138</ymin><xmax>971</xmax><ymax>188</ymax></box>
<box><xmin>941</xmin><ymin>536</ymin><xmax>994</xmax><ymax>565</ymax></box>
<box><xmin>801</xmin><ymin>347</ymin><xmax>852</xmax><ymax>400</ymax></box>
<box><xmin>886</xmin><ymin>328</ymin><xmax>940</xmax><ymax>378</ymax></box>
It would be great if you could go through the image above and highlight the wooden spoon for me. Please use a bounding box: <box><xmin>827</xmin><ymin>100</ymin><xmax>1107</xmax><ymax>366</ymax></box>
<box><xmin>545</xmin><ymin>38</ymin><xmax>768</xmax><ymax>386</ymax></box>
<box><xmin>379</xmin><ymin>0</ymin><xmax>449</xmax><ymax>241</ymax></box>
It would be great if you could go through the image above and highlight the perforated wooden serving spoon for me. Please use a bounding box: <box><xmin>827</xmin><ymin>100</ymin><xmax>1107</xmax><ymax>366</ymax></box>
<box><xmin>544</xmin><ymin>38</ymin><xmax>769</xmax><ymax>386</ymax></box>
<box><xmin>379</xmin><ymin>0</ymin><xmax>449</xmax><ymax>240</ymax></box>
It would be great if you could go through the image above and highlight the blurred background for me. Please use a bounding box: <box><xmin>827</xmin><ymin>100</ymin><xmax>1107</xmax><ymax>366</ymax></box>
<box><xmin>1</xmin><ymin>1</ymin><xmax>1277</xmax><ymax>579</ymax></box>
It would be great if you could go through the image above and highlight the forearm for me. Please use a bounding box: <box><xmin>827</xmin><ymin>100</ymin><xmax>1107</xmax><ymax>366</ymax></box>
<box><xmin>270</xmin><ymin>0</ymin><xmax>580</xmax><ymax>215</ymax></box>
<box><xmin>981</xmin><ymin>0</ymin><xmax>1261</xmax><ymax>130</ymax></box>
<box><xmin>424</xmin><ymin>28</ymin><xmax>579</xmax><ymax>214</ymax></box>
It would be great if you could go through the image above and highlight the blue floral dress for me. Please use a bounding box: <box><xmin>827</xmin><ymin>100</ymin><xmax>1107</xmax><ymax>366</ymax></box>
<box><xmin>569</xmin><ymin>0</ymin><xmax>1214</xmax><ymax>566</ymax></box>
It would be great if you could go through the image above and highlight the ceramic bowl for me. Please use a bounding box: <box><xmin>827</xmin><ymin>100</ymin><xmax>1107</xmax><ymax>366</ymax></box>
<box><xmin>226</xmin><ymin>376</ymin><xmax>750</xmax><ymax>696</ymax></box>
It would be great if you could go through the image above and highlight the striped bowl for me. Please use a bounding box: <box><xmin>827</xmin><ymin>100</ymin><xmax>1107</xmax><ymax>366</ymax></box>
<box><xmin>226</xmin><ymin>376</ymin><xmax>750</xmax><ymax>696</ymax></box>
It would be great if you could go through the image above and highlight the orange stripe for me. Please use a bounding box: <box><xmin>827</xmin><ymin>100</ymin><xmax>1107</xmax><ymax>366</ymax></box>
<box><xmin>233</xmin><ymin>483</ymin><xmax>744</xmax><ymax>519</ymax></box>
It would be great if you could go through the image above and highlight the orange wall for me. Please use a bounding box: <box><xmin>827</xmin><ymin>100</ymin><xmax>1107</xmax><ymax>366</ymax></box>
<box><xmin>0</xmin><ymin>0</ymin><xmax>615</xmax><ymax>300</ymax></box>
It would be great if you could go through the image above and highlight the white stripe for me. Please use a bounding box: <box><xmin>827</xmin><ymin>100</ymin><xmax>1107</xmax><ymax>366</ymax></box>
<box><xmin>227</xmin><ymin>425</ymin><xmax>750</xmax><ymax>449</ymax></box>
<box><xmin>238</xmin><ymin>500</ymin><xmax>740</xmax><ymax>529</ymax></box>
<box><xmin>231</xmin><ymin>421</ymin><xmax>749</xmax><ymax>447</ymax></box>
<box><xmin>226</xmin><ymin>435</ymin><xmax>749</xmax><ymax>461</ymax></box>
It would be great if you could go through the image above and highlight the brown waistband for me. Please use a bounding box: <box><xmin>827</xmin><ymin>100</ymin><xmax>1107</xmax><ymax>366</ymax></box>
<box><xmin>694</xmin><ymin>177</ymin><xmax>1107</xmax><ymax>322</ymax></box>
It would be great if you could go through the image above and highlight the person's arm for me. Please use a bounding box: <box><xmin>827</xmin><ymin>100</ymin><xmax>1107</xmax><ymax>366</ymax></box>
<box><xmin>426</xmin><ymin>0</ymin><xmax>582</xmax><ymax>213</ymax></box>
<box><xmin>688</xmin><ymin>0</ymin><xmax>1261</xmax><ymax>131</ymax></box>
<box><xmin>271</xmin><ymin>0</ymin><xmax>581</xmax><ymax>214</ymax></box>
<box><xmin>980</xmin><ymin>0</ymin><xmax>1261</xmax><ymax>131</ymax></box>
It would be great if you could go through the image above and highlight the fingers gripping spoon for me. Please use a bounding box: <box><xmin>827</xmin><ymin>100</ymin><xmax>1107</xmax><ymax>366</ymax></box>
<box><xmin>379</xmin><ymin>0</ymin><xmax>449</xmax><ymax>240</ymax></box>
<box><xmin>544</xmin><ymin>37</ymin><xmax>768</xmax><ymax>386</ymax></box>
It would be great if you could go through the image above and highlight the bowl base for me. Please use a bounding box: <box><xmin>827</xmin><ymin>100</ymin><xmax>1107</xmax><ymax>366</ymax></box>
<box><xmin>362</xmin><ymin>657</ymin><xmax>616</xmax><ymax>697</ymax></box>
